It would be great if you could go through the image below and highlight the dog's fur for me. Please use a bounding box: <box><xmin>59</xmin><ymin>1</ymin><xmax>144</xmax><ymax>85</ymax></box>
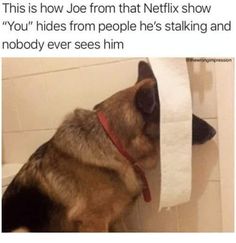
<box><xmin>2</xmin><ymin>61</ymin><xmax>216</xmax><ymax>232</ymax></box>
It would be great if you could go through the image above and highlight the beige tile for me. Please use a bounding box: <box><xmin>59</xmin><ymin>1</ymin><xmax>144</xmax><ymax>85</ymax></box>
<box><xmin>125</xmin><ymin>199</ymin><xmax>178</xmax><ymax>232</ymax></box>
<box><xmin>2</xmin><ymin>80</ymin><xmax>21</xmax><ymax>132</ymax></box>
<box><xmin>3</xmin><ymin>58</ymin><xmax>146</xmax><ymax>131</ymax></box>
<box><xmin>2</xmin><ymin>58</ymin><xmax>137</xmax><ymax>79</ymax></box>
<box><xmin>153</xmin><ymin>207</ymin><xmax>179</xmax><ymax>232</ymax></box>
<box><xmin>138</xmin><ymin>195</ymin><xmax>178</xmax><ymax>232</ymax></box>
<box><xmin>2</xmin><ymin>58</ymin><xmax>44</xmax><ymax>79</ymax></box>
<box><xmin>178</xmin><ymin>181</ymin><xmax>222</xmax><ymax>232</ymax></box>
<box><xmin>192</xmin><ymin>119</ymin><xmax>220</xmax><ymax>181</ymax></box>
<box><xmin>13</xmin><ymin>75</ymin><xmax>54</xmax><ymax>130</ymax></box>
<box><xmin>215</xmin><ymin>60</ymin><xmax>234</xmax><ymax>231</ymax></box>
<box><xmin>44</xmin><ymin>58</ymin><xmax>147</xmax><ymax>128</ymax></box>
<box><xmin>124</xmin><ymin>164</ymin><xmax>178</xmax><ymax>232</ymax></box>
<box><xmin>40</xmin><ymin>58</ymin><xmax>129</xmax><ymax>72</ymax></box>
<box><xmin>2</xmin><ymin>186</ymin><xmax>7</xmax><ymax>194</ymax></box>
<box><xmin>188</xmin><ymin>61</ymin><xmax>217</xmax><ymax>118</ymax></box>
<box><xmin>2</xmin><ymin>130</ymin><xmax>55</xmax><ymax>164</ymax></box>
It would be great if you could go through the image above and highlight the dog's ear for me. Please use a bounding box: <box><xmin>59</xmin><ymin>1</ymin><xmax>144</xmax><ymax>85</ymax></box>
<box><xmin>135</xmin><ymin>83</ymin><xmax>158</xmax><ymax>115</ymax></box>
<box><xmin>192</xmin><ymin>114</ymin><xmax>216</xmax><ymax>144</ymax></box>
<box><xmin>137</xmin><ymin>61</ymin><xmax>156</xmax><ymax>82</ymax></box>
<box><xmin>135</xmin><ymin>82</ymin><xmax>160</xmax><ymax>140</ymax></box>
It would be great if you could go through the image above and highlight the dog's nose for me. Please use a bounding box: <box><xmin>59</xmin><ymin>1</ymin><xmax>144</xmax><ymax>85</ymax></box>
<box><xmin>208</xmin><ymin>127</ymin><xmax>216</xmax><ymax>140</ymax></box>
<box><xmin>192</xmin><ymin>115</ymin><xmax>217</xmax><ymax>144</ymax></box>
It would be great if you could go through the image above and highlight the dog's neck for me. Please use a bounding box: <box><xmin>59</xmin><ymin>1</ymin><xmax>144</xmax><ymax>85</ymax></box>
<box><xmin>53</xmin><ymin>109</ymin><xmax>142</xmax><ymax>196</ymax></box>
<box><xmin>97</xmin><ymin>111</ymin><xmax>151</xmax><ymax>203</ymax></box>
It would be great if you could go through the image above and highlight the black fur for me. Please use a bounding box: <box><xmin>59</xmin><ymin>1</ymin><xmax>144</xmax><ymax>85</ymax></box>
<box><xmin>2</xmin><ymin>141</ymin><xmax>69</xmax><ymax>232</ymax></box>
<box><xmin>2</xmin><ymin>181</ymin><xmax>65</xmax><ymax>232</ymax></box>
<box><xmin>136</xmin><ymin>85</ymin><xmax>158</xmax><ymax>115</ymax></box>
<box><xmin>137</xmin><ymin>61</ymin><xmax>156</xmax><ymax>82</ymax></box>
<box><xmin>135</xmin><ymin>83</ymin><xmax>160</xmax><ymax>140</ymax></box>
<box><xmin>192</xmin><ymin>114</ymin><xmax>216</xmax><ymax>144</ymax></box>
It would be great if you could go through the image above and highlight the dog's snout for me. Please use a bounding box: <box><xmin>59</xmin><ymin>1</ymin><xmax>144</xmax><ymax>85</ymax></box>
<box><xmin>192</xmin><ymin>114</ymin><xmax>217</xmax><ymax>144</ymax></box>
<box><xmin>208</xmin><ymin>126</ymin><xmax>216</xmax><ymax>140</ymax></box>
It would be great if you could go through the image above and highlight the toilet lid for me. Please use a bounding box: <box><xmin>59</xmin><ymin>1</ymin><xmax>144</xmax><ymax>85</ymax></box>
<box><xmin>2</xmin><ymin>163</ymin><xmax>24</xmax><ymax>187</ymax></box>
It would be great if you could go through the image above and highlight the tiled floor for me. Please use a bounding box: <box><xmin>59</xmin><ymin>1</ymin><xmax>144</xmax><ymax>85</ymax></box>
<box><xmin>2</xmin><ymin>57</ymin><xmax>234</xmax><ymax>231</ymax></box>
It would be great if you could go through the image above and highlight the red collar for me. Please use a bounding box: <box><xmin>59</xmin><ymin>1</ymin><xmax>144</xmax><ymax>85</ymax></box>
<box><xmin>97</xmin><ymin>111</ymin><xmax>151</xmax><ymax>203</ymax></box>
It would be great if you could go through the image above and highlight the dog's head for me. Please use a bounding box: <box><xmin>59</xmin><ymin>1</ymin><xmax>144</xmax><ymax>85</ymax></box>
<box><xmin>136</xmin><ymin>61</ymin><xmax>216</xmax><ymax>145</ymax></box>
<box><xmin>94</xmin><ymin>75</ymin><xmax>160</xmax><ymax>169</ymax></box>
<box><xmin>94</xmin><ymin>61</ymin><xmax>216</xmax><ymax>169</ymax></box>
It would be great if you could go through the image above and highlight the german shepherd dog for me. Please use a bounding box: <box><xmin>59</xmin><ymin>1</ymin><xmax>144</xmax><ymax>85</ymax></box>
<box><xmin>2</xmin><ymin>61</ymin><xmax>216</xmax><ymax>232</ymax></box>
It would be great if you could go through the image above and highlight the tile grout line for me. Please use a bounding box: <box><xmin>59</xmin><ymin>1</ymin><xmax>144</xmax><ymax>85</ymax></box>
<box><xmin>212</xmin><ymin>62</ymin><xmax>223</xmax><ymax>231</ymax></box>
<box><xmin>3</xmin><ymin>116</ymin><xmax>218</xmax><ymax>133</ymax></box>
<box><xmin>175</xmin><ymin>206</ymin><xmax>181</xmax><ymax>232</ymax></box>
<box><xmin>2</xmin><ymin>58</ymin><xmax>141</xmax><ymax>80</ymax></box>
<box><xmin>3</xmin><ymin>128</ymin><xmax>57</xmax><ymax>134</ymax></box>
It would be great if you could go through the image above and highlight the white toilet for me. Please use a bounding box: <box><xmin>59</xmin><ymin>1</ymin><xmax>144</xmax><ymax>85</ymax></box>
<box><xmin>2</xmin><ymin>163</ymin><xmax>24</xmax><ymax>193</ymax></box>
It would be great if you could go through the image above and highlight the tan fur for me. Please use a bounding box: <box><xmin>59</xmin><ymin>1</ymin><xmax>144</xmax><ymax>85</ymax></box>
<box><xmin>13</xmin><ymin>227</ymin><xmax>29</xmax><ymax>232</ymax></box>
<box><xmin>4</xmin><ymin>78</ymin><xmax>160</xmax><ymax>232</ymax></box>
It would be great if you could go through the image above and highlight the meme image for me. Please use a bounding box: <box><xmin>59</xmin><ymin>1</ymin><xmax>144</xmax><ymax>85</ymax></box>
<box><xmin>2</xmin><ymin>57</ymin><xmax>234</xmax><ymax>232</ymax></box>
<box><xmin>0</xmin><ymin>0</ymin><xmax>235</xmax><ymax>240</ymax></box>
